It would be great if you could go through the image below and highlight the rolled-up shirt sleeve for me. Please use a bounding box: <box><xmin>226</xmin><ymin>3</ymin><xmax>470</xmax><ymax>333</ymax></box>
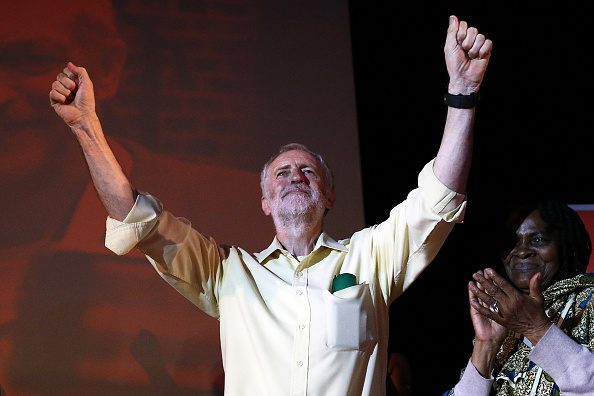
<box><xmin>419</xmin><ymin>159</ymin><xmax>467</xmax><ymax>222</ymax></box>
<box><xmin>399</xmin><ymin>159</ymin><xmax>466</xmax><ymax>289</ymax></box>
<box><xmin>105</xmin><ymin>193</ymin><xmax>162</xmax><ymax>255</ymax></box>
<box><xmin>361</xmin><ymin>158</ymin><xmax>467</xmax><ymax>302</ymax></box>
<box><xmin>105</xmin><ymin>193</ymin><xmax>223</xmax><ymax>318</ymax></box>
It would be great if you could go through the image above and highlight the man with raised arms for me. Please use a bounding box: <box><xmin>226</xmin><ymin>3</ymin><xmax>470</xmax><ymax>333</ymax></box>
<box><xmin>50</xmin><ymin>15</ymin><xmax>492</xmax><ymax>396</ymax></box>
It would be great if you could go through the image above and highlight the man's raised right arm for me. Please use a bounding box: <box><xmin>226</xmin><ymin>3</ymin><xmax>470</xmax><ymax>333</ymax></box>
<box><xmin>50</xmin><ymin>62</ymin><xmax>134</xmax><ymax>221</ymax></box>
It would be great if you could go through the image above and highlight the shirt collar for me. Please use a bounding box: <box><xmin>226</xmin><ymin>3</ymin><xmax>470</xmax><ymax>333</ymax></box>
<box><xmin>318</xmin><ymin>232</ymin><xmax>349</xmax><ymax>252</ymax></box>
<box><xmin>254</xmin><ymin>232</ymin><xmax>348</xmax><ymax>263</ymax></box>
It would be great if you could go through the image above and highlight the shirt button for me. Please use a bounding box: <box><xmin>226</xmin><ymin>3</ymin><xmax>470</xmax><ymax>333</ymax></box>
<box><xmin>299</xmin><ymin>324</ymin><xmax>306</xmax><ymax>330</ymax></box>
<box><xmin>296</xmin><ymin>289</ymin><xmax>303</xmax><ymax>296</ymax></box>
<box><xmin>296</xmin><ymin>271</ymin><xmax>303</xmax><ymax>278</ymax></box>
<box><xmin>297</xmin><ymin>360</ymin><xmax>303</xmax><ymax>367</ymax></box>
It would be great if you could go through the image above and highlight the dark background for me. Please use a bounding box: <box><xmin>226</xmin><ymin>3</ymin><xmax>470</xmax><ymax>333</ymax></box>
<box><xmin>350</xmin><ymin>2</ymin><xmax>594</xmax><ymax>394</ymax></box>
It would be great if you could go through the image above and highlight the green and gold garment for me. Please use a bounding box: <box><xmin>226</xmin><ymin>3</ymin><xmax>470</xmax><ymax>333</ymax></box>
<box><xmin>493</xmin><ymin>273</ymin><xmax>594</xmax><ymax>396</ymax></box>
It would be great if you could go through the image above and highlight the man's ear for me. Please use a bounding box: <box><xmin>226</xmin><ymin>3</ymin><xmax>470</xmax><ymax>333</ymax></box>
<box><xmin>261</xmin><ymin>196</ymin><xmax>271</xmax><ymax>216</ymax></box>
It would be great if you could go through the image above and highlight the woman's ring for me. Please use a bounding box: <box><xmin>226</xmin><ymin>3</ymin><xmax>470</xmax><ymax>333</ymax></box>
<box><xmin>489</xmin><ymin>301</ymin><xmax>499</xmax><ymax>314</ymax></box>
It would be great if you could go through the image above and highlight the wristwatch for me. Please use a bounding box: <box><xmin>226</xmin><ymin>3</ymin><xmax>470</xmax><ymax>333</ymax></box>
<box><xmin>443</xmin><ymin>92</ymin><xmax>478</xmax><ymax>109</ymax></box>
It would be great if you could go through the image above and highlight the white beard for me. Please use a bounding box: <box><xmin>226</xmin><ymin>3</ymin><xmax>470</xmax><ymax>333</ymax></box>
<box><xmin>269</xmin><ymin>185</ymin><xmax>326</xmax><ymax>227</ymax></box>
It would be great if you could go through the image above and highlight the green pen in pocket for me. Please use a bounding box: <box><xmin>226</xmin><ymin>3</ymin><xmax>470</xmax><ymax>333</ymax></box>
<box><xmin>331</xmin><ymin>273</ymin><xmax>357</xmax><ymax>293</ymax></box>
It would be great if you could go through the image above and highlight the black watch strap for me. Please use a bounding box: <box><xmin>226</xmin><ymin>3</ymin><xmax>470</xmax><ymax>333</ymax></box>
<box><xmin>444</xmin><ymin>92</ymin><xmax>478</xmax><ymax>109</ymax></box>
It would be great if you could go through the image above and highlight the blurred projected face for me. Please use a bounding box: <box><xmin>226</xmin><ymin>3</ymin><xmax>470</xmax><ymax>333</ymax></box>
<box><xmin>0</xmin><ymin>1</ymin><xmax>124</xmax><ymax>181</ymax></box>
<box><xmin>1</xmin><ymin>4</ymin><xmax>68</xmax><ymax>179</ymax></box>
<box><xmin>0</xmin><ymin>1</ymin><xmax>125</xmax><ymax>246</ymax></box>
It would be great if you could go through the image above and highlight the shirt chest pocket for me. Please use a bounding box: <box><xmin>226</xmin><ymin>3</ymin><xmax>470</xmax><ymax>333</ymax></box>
<box><xmin>322</xmin><ymin>284</ymin><xmax>377</xmax><ymax>351</ymax></box>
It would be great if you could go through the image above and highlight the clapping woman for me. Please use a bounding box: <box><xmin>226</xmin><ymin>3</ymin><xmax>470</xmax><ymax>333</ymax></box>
<box><xmin>451</xmin><ymin>200</ymin><xmax>594</xmax><ymax>395</ymax></box>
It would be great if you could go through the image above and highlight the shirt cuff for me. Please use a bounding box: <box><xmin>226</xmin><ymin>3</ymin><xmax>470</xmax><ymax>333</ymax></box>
<box><xmin>528</xmin><ymin>324</ymin><xmax>584</xmax><ymax>384</ymax></box>
<box><xmin>123</xmin><ymin>193</ymin><xmax>162</xmax><ymax>223</ymax></box>
<box><xmin>105</xmin><ymin>194</ymin><xmax>162</xmax><ymax>255</ymax></box>
<box><xmin>419</xmin><ymin>159</ymin><xmax>467</xmax><ymax>222</ymax></box>
<box><xmin>453</xmin><ymin>359</ymin><xmax>494</xmax><ymax>396</ymax></box>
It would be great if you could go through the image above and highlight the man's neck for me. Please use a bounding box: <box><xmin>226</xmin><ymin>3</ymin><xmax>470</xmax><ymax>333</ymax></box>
<box><xmin>275</xmin><ymin>222</ymin><xmax>323</xmax><ymax>257</ymax></box>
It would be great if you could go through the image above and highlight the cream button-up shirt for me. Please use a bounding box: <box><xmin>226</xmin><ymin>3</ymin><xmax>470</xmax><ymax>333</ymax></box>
<box><xmin>105</xmin><ymin>159</ymin><xmax>465</xmax><ymax>396</ymax></box>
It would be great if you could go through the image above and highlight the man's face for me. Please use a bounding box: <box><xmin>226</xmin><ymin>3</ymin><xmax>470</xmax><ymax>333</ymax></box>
<box><xmin>502</xmin><ymin>210</ymin><xmax>561</xmax><ymax>292</ymax></box>
<box><xmin>261</xmin><ymin>150</ymin><xmax>335</xmax><ymax>224</ymax></box>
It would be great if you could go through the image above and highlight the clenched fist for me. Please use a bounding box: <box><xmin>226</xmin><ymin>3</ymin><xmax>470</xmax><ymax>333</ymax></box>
<box><xmin>49</xmin><ymin>62</ymin><xmax>97</xmax><ymax>129</ymax></box>
<box><xmin>445</xmin><ymin>16</ymin><xmax>493</xmax><ymax>95</ymax></box>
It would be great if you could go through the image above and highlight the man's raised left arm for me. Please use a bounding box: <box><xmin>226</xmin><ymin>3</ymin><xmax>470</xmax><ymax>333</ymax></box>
<box><xmin>434</xmin><ymin>15</ymin><xmax>493</xmax><ymax>193</ymax></box>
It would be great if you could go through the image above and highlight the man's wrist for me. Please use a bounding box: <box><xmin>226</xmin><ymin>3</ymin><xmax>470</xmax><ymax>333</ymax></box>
<box><xmin>70</xmin><ymin>112</ymin><xmax>98</xmax><ymax>130</ymax></box>
<box><xmin>72</xmin><ymin>113</ymin><xmax>106</xmax><ymax>146</ymax></box>
<box><xmin>448</xmin><ymin>79</ymin><xmax>479</xmax><ymax>95</ymax></box>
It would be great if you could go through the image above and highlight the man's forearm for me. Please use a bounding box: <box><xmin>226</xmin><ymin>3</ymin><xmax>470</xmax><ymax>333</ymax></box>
<box><xmin>72</xmin><ymin>114</ymin><xmax>135</xmax><ymax>220</ymax></box>
<box><xmin>433</xmin><ymin>106</ymin><xmax>474</xmax><ymax>193</ymax></box>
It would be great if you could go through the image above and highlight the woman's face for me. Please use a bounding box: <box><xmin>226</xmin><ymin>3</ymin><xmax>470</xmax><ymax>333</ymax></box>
<box><xmin>503</xmin><ymin>210</ymin><xmax>561</xmax><ymax>293</ymax></box>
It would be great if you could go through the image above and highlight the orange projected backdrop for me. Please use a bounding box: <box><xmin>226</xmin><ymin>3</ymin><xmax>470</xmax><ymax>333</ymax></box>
<box><xmin>0</xmin><ymin>1</ymin><xmax>363</xmax><ymax>394</ymax></box>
